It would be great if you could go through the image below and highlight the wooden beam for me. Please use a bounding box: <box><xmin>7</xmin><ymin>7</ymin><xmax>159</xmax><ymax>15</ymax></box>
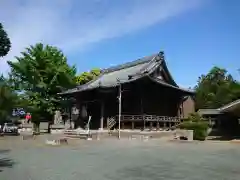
<box><xmin>100</xmin><ymin>101</ymin><xmax>104</xmax><ymax>130</ymax></box>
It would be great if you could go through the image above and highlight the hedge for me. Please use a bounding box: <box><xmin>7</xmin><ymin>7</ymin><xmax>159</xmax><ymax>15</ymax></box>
<box><xmin>180</xmin><ymin>121</ymin><xmax>208</xmax><ymax>141</ymax></box>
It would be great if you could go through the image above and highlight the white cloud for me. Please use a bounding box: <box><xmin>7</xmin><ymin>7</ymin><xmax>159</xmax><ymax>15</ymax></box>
<box><xmin>0</xmin><ymin>0</ymin><xmax>204</xmax><ymax>74</ymax></box>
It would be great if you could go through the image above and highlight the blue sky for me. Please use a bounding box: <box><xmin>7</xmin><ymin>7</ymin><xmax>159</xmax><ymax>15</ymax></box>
<box><xmin>0</xmin><ymin>0</ymin><xmax>239</xmax><ymax>88</ymax></box>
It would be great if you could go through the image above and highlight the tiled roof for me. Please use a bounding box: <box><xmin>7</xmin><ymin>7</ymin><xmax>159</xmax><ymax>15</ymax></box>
<box><xmin>197</xmin><ymin>109</ymin><xmax>221</xmax><ymax>115</ymax></box>
<box><xmin>61</xmin><ymin>54</ymin><xmax>159</xmax><ymax>94</ymax></box>
<box><xmin>60</xmin><ymin>52</ymin><xmax>194</xmax><ymax>95</ymax></box>
<box><xmin>218</xmin><ymin>99</ymin><xmax>240</xmax><ymax>112</ymax></box>
<box><xmin>197</xmin><ymin>99</ymin><xmax>240</xmax><ymax>116</ymax></box>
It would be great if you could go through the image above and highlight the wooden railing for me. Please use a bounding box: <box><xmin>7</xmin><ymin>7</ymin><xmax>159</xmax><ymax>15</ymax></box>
<box><xmin>115</xmin><ymin>115</ymin><xmax>181</xmax><ymax>122</ymax></box>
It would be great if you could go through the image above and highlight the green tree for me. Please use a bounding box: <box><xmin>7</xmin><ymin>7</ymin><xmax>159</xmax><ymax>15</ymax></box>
<box><xmin>0</xmin><ymin>75</ymin><xmax>18</xmax><ymax>124</ymax></box>
<box><xmin>195</xmin><ymin>66</ymin><xmax>240</xmax><ymax>110</ymax></box>
<box><xmin>8</xmin><ymin>43</ymin><xmax>76</xmax><ymax>132</ymax></box>
<box><xmin>0</xmin><ymin>23</ymin><xmax>11</xmax><ymax>57</ymax></box>
<box><xmin>75</xmin><ymin>68</ymin><xmax>101</xmax><ymax>85</ymax></box>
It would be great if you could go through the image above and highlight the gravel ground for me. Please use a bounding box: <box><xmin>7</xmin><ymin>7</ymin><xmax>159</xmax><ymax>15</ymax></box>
<box><xmin>0</xmin><ymin>136</ymin><xmax>240</xmax><ymax>180</ymax></box>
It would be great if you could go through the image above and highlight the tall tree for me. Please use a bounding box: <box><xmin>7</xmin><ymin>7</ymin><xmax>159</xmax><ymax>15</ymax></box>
<box><xmin>8</xmin><ymin>43</ymin><xmax>76</xmax><ymax>131</ymax></box>
<box><xmin>0</xmin><ymin>23</ymin><xmax>11</xmax><ymax>57</ymax></box>
<box><xmin>0</xmin><ymin>75</ymin><xmax>18</xmax><ymax>124</ymax></box>
<box><xmin>75</xmin><ymin>68</ymin><xmax>101</xmax><ymax>85</ymax></box>
<box><xmin>195</xmin><ymin>66</ymin><xmax>240</xmax><ymax>110</ymax></box>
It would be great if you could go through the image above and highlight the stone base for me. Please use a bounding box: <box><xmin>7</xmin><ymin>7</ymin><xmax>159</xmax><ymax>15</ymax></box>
<box><xmin>45</xmin><ymin>138</ymin><xmax>68</xmax><ymax>146</ymax></box>
<box><xmin>129</xmin><ymin>135</ymin><xmax>152</xmax><ymax>141</ymax></box>
<box><xmin>21</xmin><ymin>134</ymin><xmax>36</xmax><ymax>140</ymax></box>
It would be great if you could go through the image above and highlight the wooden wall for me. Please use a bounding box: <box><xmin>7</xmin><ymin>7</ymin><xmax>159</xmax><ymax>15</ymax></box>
<box><xmin>75</xmin><ymin>77</ymin><xmax>187</xmax><ymax>129</ymax></box>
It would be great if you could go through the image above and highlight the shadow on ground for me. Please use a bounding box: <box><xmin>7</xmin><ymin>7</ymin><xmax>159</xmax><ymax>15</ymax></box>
<box><xmin>208</xmin><ymin>128</ymin><xmax>240</xmax><ymax>141</ymax></box>
<box><xmin>0</xmin><ymin>149</ymin><xmax>15</xmax><ymax>172</ymax></box>
<box><xmin>208</xmin><ymin>136</ymin><xmax>240</xmax><ymax>141</ymax></box>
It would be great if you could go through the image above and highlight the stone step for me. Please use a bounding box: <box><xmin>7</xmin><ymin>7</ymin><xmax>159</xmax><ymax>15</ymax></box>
<box><xmin>45</xmin><ymin>138</ymin><xmax>68</xmax><ymax>146</ymax></box>
<box><xmin>21</xmin><ymin>134</ymin><xmax>36</xmax><ymax>140</ymax></box>
<box><xmin>129</xmin><ymin>134</ymin><xmax>152</xmax><ymax>140</ymax></box>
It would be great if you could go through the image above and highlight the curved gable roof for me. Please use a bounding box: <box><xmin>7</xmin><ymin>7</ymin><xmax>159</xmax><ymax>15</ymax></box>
<box><xmin>218</xmin><ymin>99</ymin><xmax>240</xmax><ymax>115</ymax></box>
<box><xmin>60</xmin><ymin>51</ymin><xmax>194</xmax><ymax>95</ymax></box>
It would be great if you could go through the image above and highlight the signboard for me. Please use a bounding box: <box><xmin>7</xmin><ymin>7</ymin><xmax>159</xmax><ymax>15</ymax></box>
<box><xmin>12</xmin><ymin>108</ymin><xmax>26</xmax><ymax>117</ymax></box>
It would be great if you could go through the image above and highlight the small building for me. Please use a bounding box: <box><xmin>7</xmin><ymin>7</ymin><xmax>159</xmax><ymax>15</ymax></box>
<box><xmin>60</xmin><ymin>52</ymin><xmax>195</xmax><ymax>130</ymax></box>
<box><xmin>198</xmin><ymin>99</ymin><xmax>240</xmax><ymax>136</ymax></box>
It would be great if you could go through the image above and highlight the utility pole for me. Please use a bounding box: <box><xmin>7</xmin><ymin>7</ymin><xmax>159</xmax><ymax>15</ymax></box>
<box><xmin>117</xmin><ymin>79</ymin><xmax>122</xmax><ymax>139</ymax></box>
<box><xmin>237</xmin><ymin>69</ymin><xmax>240</xmax><ymax>81</ymax></box>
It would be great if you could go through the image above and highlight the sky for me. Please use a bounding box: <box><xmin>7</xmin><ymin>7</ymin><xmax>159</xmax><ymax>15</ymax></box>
<box><xmin>0</xmin><ymin>0</ymin><xmax>239</xmax><ymax>88</ymax></box>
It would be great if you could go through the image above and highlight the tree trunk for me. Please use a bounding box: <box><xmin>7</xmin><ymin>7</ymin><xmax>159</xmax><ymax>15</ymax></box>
<box><xmin>47</xmin><ymin>114</ymin><xmax>54</xmax><ymax>133</ymax></box>
<box><xmin>33</xmin><ymin>122</ymin><xmax>40</xmax><ymax>134</ymax></box>
<box><xmin>47</xmin><ymin>122</ymin><xmax>51</xmax><ymax>133</ymax></box>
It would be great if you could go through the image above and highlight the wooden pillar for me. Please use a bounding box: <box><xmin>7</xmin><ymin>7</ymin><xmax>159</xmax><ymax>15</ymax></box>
<box><xmin>132</xmin><ymin>121</ymin><xmax>134</xmax><ymax>130</ymax></box>
<box><xmin>143</xmin><ymin>115</ymin><xmax>146</xmax><ymax>131</ymax></box>
<box><xmin>100</xmin><ymin>101</ymin><xmax>104</xmax><ymax>130</ymax></box>
<box><xmin>150</xmin><ymin>122</ymin><xmax>153</xmax><ymax>131</ymax></box>
<box><xmin>157</xmin><ymin>121</ymin><xmax>160</xmax><ymax>130</ymax></box>
<box><xmin>209</xmin><ymin>117</ymin><xmax>212</xmax><ymax>127</ymax></box>
<box><xmin>69</xmin><ymin>106</ymin><xmax>72</xmax><ymax>129</ymax></box>
<box><xmin>141</xmin><ymin>95</ymin><xmax>145</xmax><ymax>131</ymax></box>
<box><xmin>118</xmin><ymin>82</ymin><xmax>122</xmax><ymax>139</ymax></box>
<box><xmin>163</xmin><ymin>122</ymin><xmax>166</xmax><ymax>129</ymax></box>
<box><xmin>121</xmin><ymin>122</ymin><xmax>125</xmax><ymax>130</ymax></box>
<box><xmin>169</xmin><ymin>121</ymin><xmax>172</xmax><ymax>128</ymax></box>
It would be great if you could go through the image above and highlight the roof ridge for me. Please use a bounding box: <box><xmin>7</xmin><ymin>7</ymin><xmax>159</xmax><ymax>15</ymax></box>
<box><xmin>74</xmin><ymin>54</ymin><xmax>159</xmax><ymax>91</ymax></box>
<box><xmin>60</xmin><ymin>51</ymin><xmax>193</xmax><ymax>95</ymax></box>
<box><xmin>218</xmin><ymin>99</ymin><xmax>240</xmax><ymax>111</ymax></box>
<box><xmin>102</xmin><ymin>54</ymin><xmax>157</xmax><ymax>74</ymax></box>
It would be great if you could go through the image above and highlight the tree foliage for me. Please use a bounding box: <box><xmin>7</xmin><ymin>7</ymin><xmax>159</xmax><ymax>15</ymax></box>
<box><xmin>0</xmin><ymin>75</ymin><xmax>18</xmax><ymax>124</ymax></box>
<box><xmin>195</xmin><ymin>66</ymin><xmax>240</xmax><ymax>110</ymax></box>
<box><xmin>180</xmin><ymin>113</ymin><xmax>208</xmax><ymax>140</ymax></box>
<box><xmin>0</xmin><ymin>23</ymin><xmax>11</xmax><ymax>57</ymax></box>
<box><xmin>184</xmin><ymin>112</ymin><xmax>206</xmax><ymax>122</ymax></box>
<box><xmin>75</xmin><ymin>68</ymin><xmax>101</xmax><ymax>85</ymax></box>
<box><xmin>7</xmin><ymin>43</ymin><xmax>76</xmax><ymax>126</ymax></box>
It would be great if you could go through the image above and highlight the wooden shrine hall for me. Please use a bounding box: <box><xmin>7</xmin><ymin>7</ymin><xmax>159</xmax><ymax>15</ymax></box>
<box><xmin>60</xmin><ymin>51</ymin><xmax>195</xmax><ymax>130</ymax></box>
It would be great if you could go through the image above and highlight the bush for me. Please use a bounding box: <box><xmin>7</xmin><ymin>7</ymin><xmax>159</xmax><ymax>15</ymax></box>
<box><xmin>180</xmin><ymin>121</ymin><xmax>208</xmax><ymax>140</ymax></box>
<box><xmin>188</xmin><ymin>112</ymin><xmax>206</xmax><ymax>122</ymax></box>
<box><xmin>180</xmin><ymin>113</ymin><xmax>208</xmax><ymax>140</ymax></box>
